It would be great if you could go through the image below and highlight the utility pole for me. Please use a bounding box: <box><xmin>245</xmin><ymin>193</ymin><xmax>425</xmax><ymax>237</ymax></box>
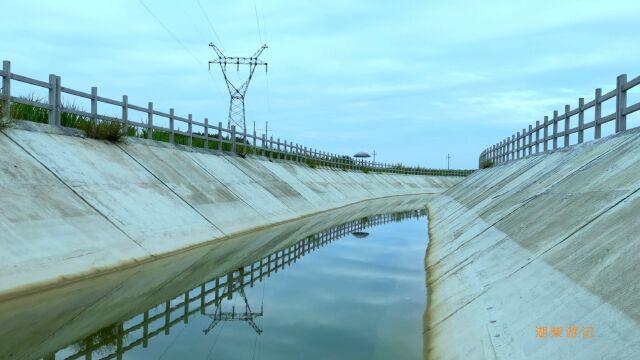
<box><xmin>447</xmin><ymin>153</ymin><xmax>451</xmax><ymax>170</ymax></box>
<box><xmin>208</xmin><ymin>43</ymin><xmax>268</xmax><ymax>134</ymax></box>
<box><xmin>372</xmin><ymin>150</ymin><xmax>377</xmax><ymax>163</ymax></box>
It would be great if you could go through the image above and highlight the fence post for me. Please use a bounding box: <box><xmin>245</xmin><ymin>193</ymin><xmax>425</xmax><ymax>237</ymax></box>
<box><xmin>54</xmin><ymin>76</ymin><xmax>61</xmax><ymax>126</ymax></box>
<box><xmin>277</xmin><ymin>138</ymin><xmax>281</xmax><ymax>152</ymax></box>
<box><xmin>143</xmin><ymin>310</ymin><xmax>149</xmax><ymax>348</ymax></box>
<box><xmin>169</xmin><ymin>108</ymin><xmax>175</xmax><ymax>144</ymax></box>
<box><xmin>516</xmin><ymin>131</ymin><xmax>521</xmax><ymax>159</ymax></box>
<box><xmin>528</xmin><ymin>124</ymin><xmax>533</xmax><ymax>155</ymax></box>
<box><xmin>122</xmin><ymin>95</ymin><xmax>128</xmax><ymax>130</ymax></box>
<box><xmin>578</xmin><ymin>98</ymin><xmax>585</xmax><ymax>144</ymax></box>
<box><xmin>564</xmin><ymin>105</ymin><xmax>570</xmax><ymax>147</ymax></box>
<box><xmin>2</xmin><ymin>61</ymin><xmax>10</xmax><ymax>121</ymax></box>
<box><xmin>552</xmin><ymin>110</ymin><xmax>558</xmax><ymax>150</ymax></box>
<box><xmin>47</xmin><ymin>74</ymin><xmax>57</xmax><ymax>125</ymax></box>
<box><xmin>90</xmin><ymin>86</ymin><xmax>97</xmax><ymax>123</ymax></box>
<box><xmin>242</xmin><ymin>126</ymin><xmax>247</xmax><ymax>154</ymax></box>
<box><xmin>188</xmin><ymin>114</ymin><xmax>193</xmax><ymax>147</ymax></box>
<box><xmin>147</xmin><ymin>102</ymin><xmax>153</xmax><ymax>139</ymax></box>
<box><xmin>535</xmin><ymin>121</ymin><xmax>540</xmax><ymax>153</ymax></box>
<box><xmin>502</xmin><ymin>140</ymin><xmax>507</xmax><ymax>162</ymax></box>
<box><xmin>505</xmin><ymin>138</ymin><xmax>510</xmax><ymax>161</ymax></box>
<box><xmin>204</xmin><ymin>118</ymin><xmax>209</xmax><ymax>149</ymax></box>
<box><xmin>184</xmin><ymin>291</ymin><xmax>190</xmax><ymax>324</ymax></box>
<box><xmin>616</xmin><ymin>74</ymin><xmax>627</xmax><ymax>133</ymax></box>
<box><xmin>522</xmin><ymin>128</ymin><xmax>526</xmax><ymax>158</ymax></box>
<box><xmin>543</xmin><ymin>116</ymin><xmax>549</xmax><ymax>152</ymax></box>
<box><xmin>231</xmin><ymin>125</ymin><xmax>236</xmax><ymax>153</ymax></box>
<box><xmin>218</xmin><ymin>122</ymin><xmax>223</xmax><ymax>150</ymax></box>
<box><xmin>48</xmin><ymin>74</ymin><xmax>57</xmax><ymax>125</ymax></box>
<box><xmin>595</xmin><ymin>88</ymin><xmax>602</xmax><ymax>139</ymax></box>
<box><xmin>511</xmin><ymin>134</ymin><xmax>516</xmax><ymax>160</ymax></box>
<box><xmin>253</xmin><ymin>130</ymin><xmax>257</xmax><ymax>154</ymax></box>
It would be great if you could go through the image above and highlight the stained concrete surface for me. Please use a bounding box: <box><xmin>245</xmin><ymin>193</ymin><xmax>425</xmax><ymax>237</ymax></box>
<box><xmin>424</xmin><ymin>128</ymin><xmax>640</xmax><ymax>359</ymax></box>
<box><xmin>0</xmin><ymin>121</ymin><xmax>461</xmax><ymax>300</ymax></box>
<box><xmin>0</xmin><ymin>195</ymin><xmax>431</xmax><ymax>360</ymax></box>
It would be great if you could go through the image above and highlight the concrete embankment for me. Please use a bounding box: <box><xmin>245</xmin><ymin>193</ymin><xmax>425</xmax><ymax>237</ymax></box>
<box><xmin>424</xmin><ymin>129</ymin><xmax>640</xmax><ymax>359</ymax></box>
<box><xmin>0</xmin><ymin>195</ymin><xmax>431</xmax><ymax>360</ymax></box>
<box><xmin>0</xmin><ymin>121</ymin><xmax>460</xmax><ymax>299</ymax></box>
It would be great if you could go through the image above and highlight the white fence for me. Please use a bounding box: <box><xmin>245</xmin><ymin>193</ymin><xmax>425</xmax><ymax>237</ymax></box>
<box><xmin>0</xmin><ymin>60</ymin><xmax>473</xmax><ymax>177</ymax></box>
<box><xmin>479</xmin><ymin>73</ymin><xmax>640</xmax><ymax>166</ymax></box>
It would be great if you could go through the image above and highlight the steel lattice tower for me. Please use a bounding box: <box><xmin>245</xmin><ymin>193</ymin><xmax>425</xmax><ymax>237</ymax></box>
<box><xmin>208</xmin><ymin>43</ymin><xmax>267</xmax><ymax>133</ymax></box>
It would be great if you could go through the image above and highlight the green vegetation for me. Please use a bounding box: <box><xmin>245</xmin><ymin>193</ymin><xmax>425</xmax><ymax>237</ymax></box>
<box><xmin>3</xmin><ymin>96</ymin><xmax>128</xmax><ymax>142</ymax></box>
<box><xmin>0</xmin><ymin>110</ymin><xmax>11</xmax><ymax>130</ymax></box>
<box><xmin>479</xmin><ymin>158</ymin><xmax>494</xmax><ymax>169</ymax></box>
<box><xmin>72</xmin><ymin>323</ymin><xmax>126</xmax><ymax>356</ymax></box>
<box><xmin>79</xmin><ymin>120</ymin><xmax>127</xmax><ymax>142</ymax></box>
<box><xmin>2</xmin><ymin>97</ymin><xmax>475</xmax><ymax>176</ymax></box>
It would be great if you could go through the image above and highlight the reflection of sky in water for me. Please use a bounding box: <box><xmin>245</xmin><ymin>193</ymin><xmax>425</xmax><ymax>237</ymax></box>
<box><xmin>124</xmin><ymin>217</ymin><xmax>428</xmax><ymax>360</ymax></box>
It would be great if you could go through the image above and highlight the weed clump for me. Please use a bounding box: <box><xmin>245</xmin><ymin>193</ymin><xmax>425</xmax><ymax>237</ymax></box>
<box><xmin>0</xmin><ymin>117</ymin><xmax>11</xmax><ymax>130</ymax></box>
<box><xmin>79</xmin><ymin>120</ymin><xmax>127</xmax><ymax>142</ymax></box>
<box><xmin>307</xmin><ymin>159</ymin><xmax>318</xmax><ymax>169</ymax></box>
<box><xmin>479</xmin><ymin>158</ymin><xmax>494</xmax><ymax>169</ymax></box>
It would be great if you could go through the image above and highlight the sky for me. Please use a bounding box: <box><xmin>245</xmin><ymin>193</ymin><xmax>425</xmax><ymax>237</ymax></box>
<box><xmin>2</xmin><ymin>0</ymin><xmax>640</xmax><ymax>169</ymax></box>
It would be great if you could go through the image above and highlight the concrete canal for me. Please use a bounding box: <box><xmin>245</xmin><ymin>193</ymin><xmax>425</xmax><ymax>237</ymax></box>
<box><xmin>0</xmin><ymin>196</ymin><xmax>432</xmax><ymax>360</ymax></box>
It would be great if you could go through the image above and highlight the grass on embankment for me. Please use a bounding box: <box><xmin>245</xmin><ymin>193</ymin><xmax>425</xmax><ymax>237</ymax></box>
<box><xmin>2</xmin><ymin>96</ymin><xmax>476</xmax><ymax>175</ymax></box>
<box><xmin>2</xmin><ymin>96</ymin><xmax>126</xmax><ymax>142</ymax></box>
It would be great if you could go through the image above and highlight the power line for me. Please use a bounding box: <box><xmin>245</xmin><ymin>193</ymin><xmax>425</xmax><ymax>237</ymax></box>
<box><xmin>253</xmin><ymin>0</ymin><xmax>263</xmax><ymax>44</ymax></box>
<box><xmin>138</xmin><ymin>0</ymin><xmax>208</xmax><ymax>72</ymax></box>
<box><xmin>196</xmin><ymin>0</ymin><xmax>225</xmax><ymax>51</ymax></box>
<box><xmin>260</xmin><ymin>5</ymin><xmax>268</xmax><ymax>44</ymax></box>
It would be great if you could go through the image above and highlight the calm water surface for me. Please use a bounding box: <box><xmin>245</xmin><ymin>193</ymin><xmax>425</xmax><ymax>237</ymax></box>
<box><xmin>49</xmin><ymin>210</ymin><xmax>429</xmax><ymax>360</ymax></box>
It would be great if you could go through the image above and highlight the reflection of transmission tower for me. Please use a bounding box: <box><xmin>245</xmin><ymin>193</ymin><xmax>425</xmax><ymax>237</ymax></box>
<box><xmin>203</xmin><ymin>271</ymin><xmax>264</xmax><ymax>335</ymax></box>
<box><xmin>208</xmin><ymin>43</ymin><xmax>268</xmax><ymax>134</ymax></box>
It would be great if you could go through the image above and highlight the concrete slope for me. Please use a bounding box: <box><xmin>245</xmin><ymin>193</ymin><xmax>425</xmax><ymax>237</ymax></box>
<box><xmin>0</xmin><ymin>122</ymin><xmax>462</xmax><ymax>299</ymax></box>
<box><xmin>424</xmin><ymin>128</ymin><xmax>640</xmax><ymax>359</ymax></box>
<box><xmin>0</xmin><ymin>195</ymin><xmax>432</xmax><ymax>360</ymax></box>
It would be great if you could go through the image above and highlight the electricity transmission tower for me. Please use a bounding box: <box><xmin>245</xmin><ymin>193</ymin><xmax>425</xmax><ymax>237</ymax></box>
<box><xmin>203</xmin><ymin>268</ymin><xmax>264</xmax><ymax>336</ymax></box>
<box><xmin>203</xmin><ymin>286</ymin><xmax>263</xmax><ymax>335</ymax></box>
<box><xmin>208</xmin><ymin>43</ymin><xmax>268</xmax><ymax>133</ymax></box>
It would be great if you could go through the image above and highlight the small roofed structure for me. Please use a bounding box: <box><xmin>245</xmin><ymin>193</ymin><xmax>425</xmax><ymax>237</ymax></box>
<box><xmin>351</xmin><ymin>231</ymin><xmax>370</xmax><ymax>238</ymax></box>
<box><xmin>353</xmin><ymin>152</ymin><xmax>371</xmax><ymax>158</ymax></box>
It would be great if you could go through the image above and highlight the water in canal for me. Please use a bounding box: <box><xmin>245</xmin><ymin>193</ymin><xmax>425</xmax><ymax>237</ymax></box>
<box><xmin>1</xmin><ymin>198</ymin><xmax>431</xmax><ymax>360</ymax></box>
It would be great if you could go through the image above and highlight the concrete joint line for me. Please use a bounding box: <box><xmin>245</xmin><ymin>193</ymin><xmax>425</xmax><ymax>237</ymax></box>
<box><xmin>2</xmin><ymin>133</ymin><xmax>151</xmax><ymax>255</ymax></box>
<box><xmin>505</xmin><ymin>183</ymin><xmax>640</xmax><ymax>282</ymax></box>
<box><xmin>186</xmin><ymin>155</ymin><xmax>271</xmax><ymax>220</ymax></box>
<box><xmin>424</xmin><ymin>288</ymin><xmax>488</xmax><ymax>332</ymax></box>
<box><xmin>116</xmin><ymin>144</ymin><xmax>227</xmax><ymax>237</ymax></box>
<box><xmin>427</xmin><ymin>195</ymin><xmax>539</xmax><ymax>285</ymax></box>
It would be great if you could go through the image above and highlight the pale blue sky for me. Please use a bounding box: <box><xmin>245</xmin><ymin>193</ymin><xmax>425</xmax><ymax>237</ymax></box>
<box><xmin>2</xmin><ymin>0</ymin><xmax>640</xmax><ymax>168</ymax></box>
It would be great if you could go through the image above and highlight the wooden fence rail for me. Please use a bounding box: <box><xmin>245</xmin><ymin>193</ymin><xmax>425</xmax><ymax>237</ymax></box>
<box><xmin>0</xmin><ymin>60</ymin><xmax>473</xmax><ymax>177</ymax></box>
<box><xmin>479</xmin><ymin>73</ymin><xmax>640</xmax><ymax>166</ymax></box>
<box><xmin>45</xmin><ymin>210</ymin><xmax>425</xmax><ymax>360</ymax></box>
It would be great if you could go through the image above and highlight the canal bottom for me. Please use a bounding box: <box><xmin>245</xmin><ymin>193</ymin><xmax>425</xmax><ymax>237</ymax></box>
<box><xmin>1</xmin><ymin>197</ymin><xmax>431</xmax><ymax>360</ymax></box>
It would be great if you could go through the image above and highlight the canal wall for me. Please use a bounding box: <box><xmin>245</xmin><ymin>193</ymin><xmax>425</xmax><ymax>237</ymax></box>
<box><xmin>424</xmin><ymin>128</ymin><xmax>640</xmax><ymax>359</ymax></box>
<box><xmin>0</xmin><ymin>195</ymin><xmax>430</xmax><ymax>360</ymax></box>
<box><xmin>0</xmin><ymin>121</ymin><xmax>461</xmax><ymax>299</ymax></box>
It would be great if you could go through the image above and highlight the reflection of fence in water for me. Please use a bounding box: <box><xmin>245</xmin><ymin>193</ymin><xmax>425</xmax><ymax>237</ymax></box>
<box><xmin>48</xmin><ymin>209</ymin><xmax>426</xmax><ymax>360</ymax></box>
